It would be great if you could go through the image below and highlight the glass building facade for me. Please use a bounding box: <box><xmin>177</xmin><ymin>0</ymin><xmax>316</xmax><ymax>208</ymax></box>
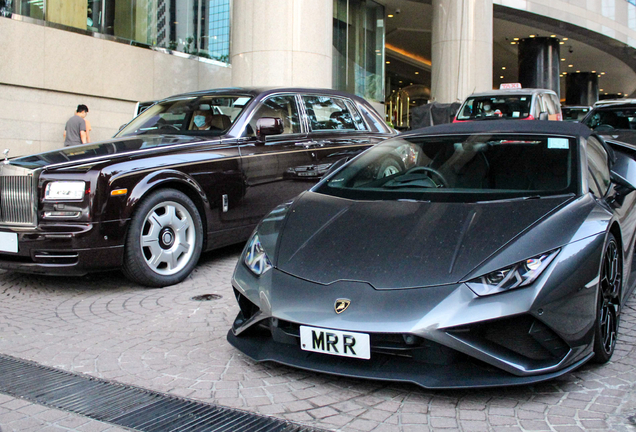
<box><xmin>333</xmin><ymin>0</ymin><xmax>385</xmax><ymax>103</ymax></box>
<box><xmin>0</xmin><ymin>0</ymin><xmax>231</xmax><ymax>64</ymax></box>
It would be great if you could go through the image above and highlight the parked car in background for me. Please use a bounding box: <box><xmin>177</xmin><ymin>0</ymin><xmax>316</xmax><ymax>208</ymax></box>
<box><xmin>593</xmin><ymin>98</ymin><xmax>636</xmax><ymax>107</ymax></box>
<box><xmin>454</xmin><ymin>88</ymin><xmax>562</xmax><ymax>122</ymax></box>
<box><xmin>0</xmin><ymin>88</ymin><xmax>394</xmax><ymax>287</ymax></box>
<box><xmin>562</xmin><ymin>105</ymin><xmax>591</xmax><ymax>122</ymax></box>
<box><xmin>582</xmin><ymin>100</ymin><xmax>636</xmax><ymax>145</ymax></box>
<box><xmin>228</xmin><ymin>120</ymin><xmax>636</xmax><ymax>388</ymax></box>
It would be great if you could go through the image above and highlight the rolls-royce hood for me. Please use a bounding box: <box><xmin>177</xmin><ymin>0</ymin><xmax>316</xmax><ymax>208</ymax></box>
<box><xmin>7</xmin><ymin>134</ymin><xmax>215</xmax><ymax>171</ymax></box>
<box><xmin>275</xmin><ymin>192</ymin><xmax>578</xmax><ymax>289</ymax></box>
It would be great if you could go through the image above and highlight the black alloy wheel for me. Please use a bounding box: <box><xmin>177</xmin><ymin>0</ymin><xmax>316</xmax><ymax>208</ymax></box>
<box><xmin>592</xmin><ymin>233</ymin><xmax>622</xmax><ymax>363</ymax></box>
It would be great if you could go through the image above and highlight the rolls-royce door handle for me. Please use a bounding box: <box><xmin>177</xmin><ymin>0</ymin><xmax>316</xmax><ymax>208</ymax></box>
<box><xmin>295</xmin><ymin>140</ymin><xmax>329</xmax><ymax>148</ymax></box>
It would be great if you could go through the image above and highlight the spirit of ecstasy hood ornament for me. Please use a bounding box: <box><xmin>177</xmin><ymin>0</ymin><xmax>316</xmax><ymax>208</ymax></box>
<box><xmin>3</xmin><ymin>149</ymin><xmax>8</xmax><ymax>162</ymax></box>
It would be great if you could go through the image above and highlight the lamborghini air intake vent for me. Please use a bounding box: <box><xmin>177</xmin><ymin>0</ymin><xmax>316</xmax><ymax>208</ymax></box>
<box><xmin>447</xmin><ymin>314</ymin><xmax>569</xmax><ymax>362</ymax></box>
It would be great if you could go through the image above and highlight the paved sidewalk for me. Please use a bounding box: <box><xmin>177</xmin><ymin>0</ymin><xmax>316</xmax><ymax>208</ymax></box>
<box><xmin>0</xmin><ymin>244</ymin><xmax>636</xmax><ymax>431</ymax></box>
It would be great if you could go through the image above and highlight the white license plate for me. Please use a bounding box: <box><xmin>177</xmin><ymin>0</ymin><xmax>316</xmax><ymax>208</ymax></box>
<box><xmin>0</xmin><ymin>232</ymin><xmax>18</xmax><ymax>253</ymax></box>
<box><xmin>297</xmin><ymin>172</ymin><xmax>318</xmax><ymax>177</ymax></box>
<box><xmin>300</xmin><ymin>325</ymin><xmax>370</xmax><ymax>360</ymax></box>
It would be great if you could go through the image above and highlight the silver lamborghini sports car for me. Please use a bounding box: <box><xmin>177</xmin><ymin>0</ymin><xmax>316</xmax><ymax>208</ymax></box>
<box><xmin>227</xmin><ymin>120</ymin><xmax>636</xmax><ymax>388</ymax></box>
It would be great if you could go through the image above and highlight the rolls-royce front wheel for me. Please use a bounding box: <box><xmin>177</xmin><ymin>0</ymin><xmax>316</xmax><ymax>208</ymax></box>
<box><xmin>123</xmin><ymin>189</ymin><xmax>203</xmax><ymax>287</ymax></box>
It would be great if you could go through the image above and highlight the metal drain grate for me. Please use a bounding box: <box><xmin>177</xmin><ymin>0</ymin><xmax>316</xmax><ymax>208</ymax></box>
<box><xmin>0</xmin><ymin>354</ymin><xmax>326</xmax><ymax>432</ymax></box>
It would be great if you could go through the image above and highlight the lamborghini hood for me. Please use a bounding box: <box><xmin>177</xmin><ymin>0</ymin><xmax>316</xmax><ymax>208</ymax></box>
<box><xmin>275</xmin><ymin>192</ymin><xmax>576</xmax><ymax>289</ymax></box>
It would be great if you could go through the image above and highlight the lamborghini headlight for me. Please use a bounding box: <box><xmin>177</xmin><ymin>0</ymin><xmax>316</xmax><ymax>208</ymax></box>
<box><xmin>466</xmin><ymin>249</ymin><xmax>560</xmax><ymax>296</ymax></box>
<box><xmin>44</xmin><ymin>181</ymin><xmax>86</xmax><ymax>200</ymax></box>
<box><xmin>244</xmin><ymin>233</ymin><xmax>273</xmax><ymax>276</ymax></box>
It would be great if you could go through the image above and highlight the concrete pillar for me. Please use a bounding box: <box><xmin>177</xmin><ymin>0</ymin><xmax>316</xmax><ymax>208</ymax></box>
<box><xmin>431</xmin><ymin>0</ymin><xmax>493</xmax><ymax>103</ymax></box>
<box><xmin>231</xmin><ymin>0</ymin><xmax>333</xmax><ymax>88</ymax></box>
<box><xmin>566</xmin><ymin>72</ymin><xmax>599</xmax><ymax>106</ymax></box>
<box><xmin>518</xmin><ymin>37</ymin><xmax>560</xmax><ymax>94</ymax></box>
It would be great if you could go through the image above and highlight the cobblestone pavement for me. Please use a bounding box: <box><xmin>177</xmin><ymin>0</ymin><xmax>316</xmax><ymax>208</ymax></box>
<box><xmin>0</xmin><ymin>244</ymin><xmax>635</xmax><ymax>432</ymax></box>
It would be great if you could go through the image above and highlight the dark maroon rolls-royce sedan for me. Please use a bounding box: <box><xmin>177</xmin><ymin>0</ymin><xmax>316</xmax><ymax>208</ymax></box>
<box><xmin>0</xmin><ymin>88</ymin><xmax>395</xmax><ymax>286</ymax></box>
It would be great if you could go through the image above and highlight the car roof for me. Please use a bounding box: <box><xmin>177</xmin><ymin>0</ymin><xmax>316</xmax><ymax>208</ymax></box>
<box><xmin>158</xmin><ymin>87</ymin><xmax>369</xmax><ymax>102</ymax></box>
<box><xmin>593</xmin><ymin>99</ymin><xmax>636</xmax><ymax>107</ymax></box>
<box><xmin>591</xmin><ymin>101</ymin><xmax>636</xmax><ymax>109</ymax></box>
<box><xmin>405</xmin><ymin>119</ymin><xmax>592</xmax><ymax>139</ymax></box>
<box><xmin>466</xmin><ymin>88</ymin><xmax>557</xmax><ymax>97</ymax></box>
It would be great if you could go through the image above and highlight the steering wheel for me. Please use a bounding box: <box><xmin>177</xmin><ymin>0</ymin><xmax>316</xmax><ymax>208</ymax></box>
<box><xmin>595</xmin><ymin>124</ymin><xmax>615</xmax><ymax>131</ymax></box>
<box><xmin>405</xmin><ymin>166</ymin><xmax>449</xmax><ymax>188</ymax></box>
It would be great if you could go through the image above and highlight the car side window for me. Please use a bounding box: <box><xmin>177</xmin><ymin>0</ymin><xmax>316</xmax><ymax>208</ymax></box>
<box><xmin>246</xmin><ymin>95</ymin><xmax>301</xmax><ymax>136</ymax></box>
<box><xmin>345</xmin><ymin>100</ymin><xmax>368</xmax><ymax>130</ymax></box>
<box><xmin>549</xmin><ymin>94</ymin><xmax>561</xmax><ymax>116</ymax></box>
<box><xmin>587</xmin><ymin>137</ymin><xmax>611</xmax><ymax>197</ymax></box>
<box><xmin>302</xmin><ymin>95</ymin><xmax>359</xmax><ymax>131</ymax></box>
<box><xmin>532</xmin><ymin>95</ymin><xmax>543</xmax><ymax>118</ymax></box>
<box><xmin>545</xmin><ymin>95</ymin><xmax>556</xmax><ymax>115</ymax></box>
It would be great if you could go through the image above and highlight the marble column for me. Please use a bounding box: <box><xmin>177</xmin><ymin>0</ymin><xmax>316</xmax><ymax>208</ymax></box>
<box><xmin>231</xmin><ymin>0</ymin><xmax>333</xmax><ymax>88</ymax></box>
<box><xmin>565</xmin><ymin>72</ymin><xmax>598</xmax><ymax>106</ymax></box>
<box><xmin>518</xmin><ymin>37</ymin><xmax>560</xmax><ymax>94</ymax></box>
<box><xmin>431</xmin><ymin>0</ymin><xmax>493</xmax><ymax>103</ymax></box>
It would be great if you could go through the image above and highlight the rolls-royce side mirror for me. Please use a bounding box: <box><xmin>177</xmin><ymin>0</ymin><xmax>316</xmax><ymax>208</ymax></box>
<box><xmin>256</xmin><ymin>117</ymin><xmax>284</xmax><ymax>141</ymax></box>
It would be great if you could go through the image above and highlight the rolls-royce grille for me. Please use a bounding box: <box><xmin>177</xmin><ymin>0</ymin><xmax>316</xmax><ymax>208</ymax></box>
<box><xmin>0</xmin><ymin>175</ymin><xmax>34</xmax><ymax>225</ymax></box>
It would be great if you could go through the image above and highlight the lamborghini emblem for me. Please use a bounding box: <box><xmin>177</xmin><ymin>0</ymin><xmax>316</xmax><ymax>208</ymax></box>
<box><xmin>334</xmin><ymin>299</ymin><xmax>351</xmax><ymax>314</ymax></box>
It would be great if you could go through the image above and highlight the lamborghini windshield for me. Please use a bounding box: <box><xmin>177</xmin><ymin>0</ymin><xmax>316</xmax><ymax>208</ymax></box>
<box><xmin>317</xmin><ymin>133</ymin><xmax>578</xmax><ymax>202</ymax></box>
<box><xmin>116</xmin><ymin>95</ymin><xmax>252</xmax><ymax>137</ymax></box>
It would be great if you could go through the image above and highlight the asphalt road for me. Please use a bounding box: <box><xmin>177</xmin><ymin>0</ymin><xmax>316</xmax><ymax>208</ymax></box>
<box><xmin>0</xmin><ymin>244</ymin><xmax>635</xmax><ymax>432</ymax></box>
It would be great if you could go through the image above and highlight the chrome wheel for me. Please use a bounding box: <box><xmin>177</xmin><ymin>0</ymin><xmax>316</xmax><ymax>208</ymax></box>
<box><xmin>140</xmin><ymin>201</ymin><xmax>196</xmax><ymax>276</ymax></box>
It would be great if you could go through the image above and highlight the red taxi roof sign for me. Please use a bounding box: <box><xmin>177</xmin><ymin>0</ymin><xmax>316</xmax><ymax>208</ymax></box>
<box><xmin>500</xmin><ymin>83</ymin><xmax>522</xmax><ymax>89</ymax></box>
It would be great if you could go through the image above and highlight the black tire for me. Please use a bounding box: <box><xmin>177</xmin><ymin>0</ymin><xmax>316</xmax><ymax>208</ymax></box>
<box><xmin>592</xmin><ymin>233</ymin><xmax>622</xmax><ymax>363</ymax></box>
<box><xmin>122</xmin><ymin>189</ymin><xmax>203</xmax><ymax>288</ymax></box>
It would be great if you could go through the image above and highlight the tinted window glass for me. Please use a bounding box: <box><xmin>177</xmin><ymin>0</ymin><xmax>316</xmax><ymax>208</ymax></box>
<box><xmin>583</xmin><ymin>107</ymin><xmax>636</xmax><ymax>130</ymax></box>
<box><xmin>302</xmin><ymin>95</ymin><xmax>358</xmax><ymax>131</ymax></box>
<box><xmin>586</xmin><ymin>137</ymin><xmax>610</xmax><ymax>196</ymax></box>
<box><xmin>562</xmin><ymin>107</ymin><xmax>590</xmax><ymax>121</ymax></box>
<box><xmin>358</xmin><ymin>105</ymin><xmax>389</xmax><ymax>133</ymax></box>
<box><xmin>456</xmin><ymin>96</ymin><xmax>533</xmax><ymax>120</ymax></box>
<box><xmin>345</xmin><ymin>100</ymin><xmax>368</xmax><ymax>130</ymax></box>
<box><xmin>117</xmin><ymin>95</ymin><xmax>251</xmax><ymax>137</ymax></box>
<box><xmin>246</xmin><ymin>95</ymin><xmax>301</xmax><ymax>136</ymax></box>
<box><xmin>318</xmin><ymin>134</ymin><xmax>577</xmax><ymax>202</ymax></box>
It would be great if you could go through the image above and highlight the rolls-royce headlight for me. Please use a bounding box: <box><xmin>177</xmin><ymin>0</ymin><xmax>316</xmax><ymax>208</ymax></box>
<box><xmin>466</xmin><ymin>249</ymin><xmax>560</xmax><ymax>296</ymax></box>
<box><xmin>244</xmin><ymin>233</ymin><xmax>273</xmax><ymax>276</ymax></box>
<box><xmin>44</xmin><ymin>181</ymin><xmax>86</xmax><ymax>200</ymax></box>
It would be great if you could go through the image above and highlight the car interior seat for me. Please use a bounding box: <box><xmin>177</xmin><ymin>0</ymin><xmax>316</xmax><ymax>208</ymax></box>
<box><xmin>209</xmin><ymin>114</ymin><xmax>232</xmax><ymax>131</ymax></box>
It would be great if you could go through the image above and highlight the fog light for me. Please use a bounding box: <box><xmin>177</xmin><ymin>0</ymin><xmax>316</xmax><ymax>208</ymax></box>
<box><xmin>44</xmin><ymin>211</ymin><xmax>81</xmax><ymax>218</ymax></box>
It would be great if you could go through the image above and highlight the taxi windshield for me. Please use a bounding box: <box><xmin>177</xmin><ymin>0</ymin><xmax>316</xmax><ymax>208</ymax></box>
<box><xmin>456</xmin><ymin>95</ymin><xmax>533</xmax><ymax>120</ymax></box>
